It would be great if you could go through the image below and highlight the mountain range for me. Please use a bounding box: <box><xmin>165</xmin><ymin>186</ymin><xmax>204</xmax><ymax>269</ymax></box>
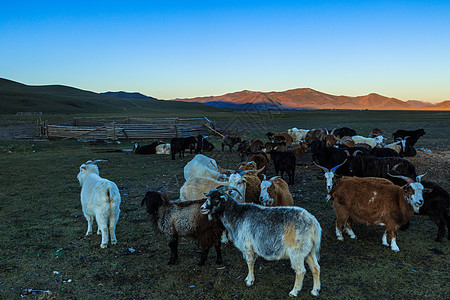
<box><xmin>172</xmin><ymin>88</ymin><xmax>450</xmax><ymax>111</ymax></box>
<box><xmin>0</xmin><ymin>78</ymin><xmax>225</xmax><ymax>115</ymax></box>
<box><xmin>1</xmin><ymin>77</ymin><xmax>449</xmax><ymax>114</ymax></box>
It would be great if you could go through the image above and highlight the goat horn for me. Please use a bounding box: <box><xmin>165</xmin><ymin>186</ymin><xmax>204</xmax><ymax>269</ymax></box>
<box><xmin>416</xmin><ymin>173</ymin><xmax>427</xmax><ymax>183</ymax></box>
<box><xmin>331</xmin><ymin>159</ymin><xmax>347</xmax><ymax>173</ymax></box>
<box><xmin>391</xmin><ymin>163</ymin><xmax>401</xmax><ymax>171</ymax></box>
<box><xmin>388</xmin><ymin>173</ymin><xmax>414</xmax><ymax>184</ymax></box>
<box><xmin>236</xmin><ymin>162</ymin><xmax>246</xmax><ymax>169</ymax></box>
<box><xmin>217</xmin><ymin>164</ymin><xmax>235</xmax><ymax>174</ymax></box>
<box><xmin>240</xmin><ymin>166</ymin><xmax>265</xmax><ymax>175</ymax></box>
<box><xmin>216</xmin><ymin>185</ymin><xmax>243</xmax><ymax>197</ymax></box>
<box><xmin>92</xmin><ymin>159</ymin><xmax>108</xmax><ymax>164</ymax></box>
<box><xmin>313</xmin><ymin>160</ymin><xmax>330</xmax><ymax>173</ymax></box>
<box><xmin>352</xmin><ymin>150</ymin><xmax>363</xmax><ymax>157</ymax></box>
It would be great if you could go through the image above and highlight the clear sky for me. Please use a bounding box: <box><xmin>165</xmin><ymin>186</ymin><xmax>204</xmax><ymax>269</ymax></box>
<box><xmin>1</xmin><ymin>1</ymin><xmax>449</xmax><ymax>103</ymax></box>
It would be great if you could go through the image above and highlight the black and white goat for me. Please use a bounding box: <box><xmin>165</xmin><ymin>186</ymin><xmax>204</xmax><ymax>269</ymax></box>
<box><xmin>141</xmin><ymin>188</ymin><xmax>225</xmax><ymax>265</ymax></box>
<box><xmin>200</xmin><ymin>187</ymin><xmax>322</xmax><ymax>297</ymax></box>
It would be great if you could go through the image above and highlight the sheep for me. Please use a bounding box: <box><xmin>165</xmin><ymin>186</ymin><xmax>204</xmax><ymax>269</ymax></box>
<box><xmin>259</xmin><ymin>176</ymin><xmax>294</xmax><ymax>206</ymax></box>
<box><xmin>200</xmin><ymin>186</ymin><xmax>322</xmax><ymax>297</ymax></box>
<box><xmin>141</xmin><ymin>188</ymin><xmax>225</xmax><ymax>265</ymax></box>
<box><xmin>77</xmin><ymin>160</ymin><xmax>121</xmax><ymax>248</ymax></box>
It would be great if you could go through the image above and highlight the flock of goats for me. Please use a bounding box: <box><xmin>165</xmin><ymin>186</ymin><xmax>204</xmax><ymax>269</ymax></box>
<box><xmin>77</xmin><ymin>126</ymin><xmax>449</xmax><ymax>297</ymax></box>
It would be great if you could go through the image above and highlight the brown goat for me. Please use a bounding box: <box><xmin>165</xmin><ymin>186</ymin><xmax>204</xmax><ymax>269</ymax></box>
<box><xmin>305</xmin><ymin>128</ymin><xmax>328</xmax><ymax>145</ymax></box>
<box><xmin>240</xmin><ymin>153</ymin><xmax>269</xmax><ymax>180</ymax></box>
<box><xmin>330</xmin><ymin>176</ymin><xmax>425</xmax><ymax>252</ymax></box>
<box><xmin>337</xmin><ymin>136</ymin><xmax>355</xmax><ymax>148</ymax></box>
<box><xmin>325</xmin><ymin>134</ymin><xmax>339</xmax><ymax>147</ymax></box>
<box><xmin>275</xmin><ymin>132</ymin><xmax>294</xmax><ymax>147</ymax></box>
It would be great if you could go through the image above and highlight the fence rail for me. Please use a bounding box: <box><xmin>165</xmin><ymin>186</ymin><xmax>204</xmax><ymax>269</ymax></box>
<box><xmin>40</xmin><ymin>117</ymin><xmax>213</xmax><ymax>141</ymax></box>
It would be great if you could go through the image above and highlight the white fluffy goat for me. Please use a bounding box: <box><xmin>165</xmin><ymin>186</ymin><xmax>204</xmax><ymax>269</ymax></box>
<box><xmin>77</xmin><ymin>160</ymin><xmax>121</xmax><ymax>248</ymax></box>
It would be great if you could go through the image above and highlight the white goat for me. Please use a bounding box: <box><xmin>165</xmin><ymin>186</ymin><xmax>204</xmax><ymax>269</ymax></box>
<box><xmin>351</xmin><ymin>135</ymin><xmax>385</xmax><ymax>148</ymax></box>
<box><xmin>184</xmin><ymin>154</ymin><xmax>229</xmax><ymax>181</ymax></box>
<box><xmin>77</xmin><ymin>160</ymin><xmax>121</xmax><ymax>248</ymax></box>
<box><xmin>287</xmin><ymin>128</ymin><xmax>309</xmax><ymax>144</ymax></box>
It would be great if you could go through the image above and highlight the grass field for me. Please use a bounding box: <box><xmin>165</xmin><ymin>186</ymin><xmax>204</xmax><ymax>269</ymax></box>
<box><xmin>0</xmin><ymin>110</ymin><xmax>449</xmax><ymax>299</ymax></box>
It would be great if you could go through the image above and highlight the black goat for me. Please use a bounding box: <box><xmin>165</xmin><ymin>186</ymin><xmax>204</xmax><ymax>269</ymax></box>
<box><xmin>348</xmin><ymin>154</ymin><xmax>417</xmax><ymax>186</ymax></box>
<box><xmin>331</xmin><ymin>127</ymin><xmax>357</xmax><ymax>138</ymax></box>
<box><xmin>268</xmin><ymin>150</ymin><xmax>296</xmax><ymax>185</ymax></box>
<box><xmin>141</xmin><ymin>189</ymin><xmax>225</xmax><ymax>265</ymax></box>
<box><xmin>170</xmin><ymin>136</ymin><xmax>197</xmax><ymax>160</ymax></box>
<box><xmin>371</xmin><ymin>147</ymin><xmax>400</xmax><ymax>157</ymax></box>
<box><xmin>310</xmin><ymin>140</ymin><xmax>353</xmax><ymax>175</ymax></box>
<box><xmin>393</xmin><ymin>128</ymin><xmax>425</xmax><ymax>147</ymax></box>
<box><xmin>133</xmin><ymin>141</ymin><xmax>163</xmax><ymax>154</ymax></box>
<box><xmin>418</xmin><ymin>181</ymin><xmax>450</xmax><ymax>242</ymax></box>
<box><xmin>202</xmin><ymin>138</ymin><xmax>215</xmax><ymax>152</ymax></box>
<box><xmin>221</xmin><ymin>136</ymin><xmax>241</xmax><ymax>152</ymax></box>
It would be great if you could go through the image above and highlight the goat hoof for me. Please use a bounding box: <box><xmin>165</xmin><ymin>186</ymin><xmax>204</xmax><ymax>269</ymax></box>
<box><xmin>311</xmin><ymin>289</ymin><xmax>320</xmax><ymax>296</ymax></box>
<box><xmin>111</xmin><ymin>239</ymin><xmax>117</xmax><ymax>245</ymax></box>
<box><xmin>86</xmin><ymin>231</ymin><xmax>92</xmax><ymax>236</ymax></box>
<box><xmin>100</xmin><ymin>243</ymin><xmax>108</xmax><ymax>249</ymax></box>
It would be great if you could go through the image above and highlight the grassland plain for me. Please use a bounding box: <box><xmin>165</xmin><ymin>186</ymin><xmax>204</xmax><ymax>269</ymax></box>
<box><xmin>0</xmin><ymin>110</ymin><xmax>449</xmax><ymax>299</ymax></box>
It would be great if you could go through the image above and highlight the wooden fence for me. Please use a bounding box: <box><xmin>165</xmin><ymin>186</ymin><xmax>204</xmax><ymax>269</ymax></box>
<box><xmin>40</xmin><ymin>117</ymin><xmax>214</xmax><ymax>141</ymax></box>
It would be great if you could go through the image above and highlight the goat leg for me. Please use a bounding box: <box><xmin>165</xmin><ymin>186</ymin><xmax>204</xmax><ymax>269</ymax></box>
<box><xmin>198</xmin><ymin>248</ymin><xmax>209</xmax><ymax>266</ymax></box>
<box><xmin>168</xmin><ymin>236</ymin><xmax>179</xmax><ymax>264</ymax></box>
<box><xmin>215</xmin><ymin>242</ymin><xmax>223</xmax><ymax>264</ymax></box>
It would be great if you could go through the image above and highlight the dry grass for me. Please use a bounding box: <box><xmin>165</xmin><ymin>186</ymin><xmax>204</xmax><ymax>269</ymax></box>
<box><xmin>0</xmin><ymin>112</ymin><xmax>449</xmax><ymax>299</ymax></box>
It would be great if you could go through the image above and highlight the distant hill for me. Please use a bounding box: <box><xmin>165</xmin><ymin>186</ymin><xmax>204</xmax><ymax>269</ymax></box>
<box><xmin>419</xmin><ymin>100</ymin><xmax>450</xmax><ymax>110</ymax></box>
<box><xmin>173</xmin><ymin>88</ymin><xmax>449</xmax><ymax>111</ymax></box>
<box><xmin>101</xmin><ymin>91</ymin><xmax>158</xmax><ymax>100</ymax></box>
<box><xmin>0</xmin><ymin>78</ymin><xmax>227</xmax><ymax>115</ymax></box>
<box><xmin>406</xmin><ymin>100</ymin><xmax>434</xmax><ymax>108</ymax></box>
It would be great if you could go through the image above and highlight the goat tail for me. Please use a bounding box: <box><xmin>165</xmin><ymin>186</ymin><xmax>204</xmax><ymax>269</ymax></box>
<box><xmin>106</xmin><ymin>186</ymin><xmax>121</xmax><ymax>212</ymax></box>
<box><xmin>311</xmin><ymin>218</ymin><xmax>322</xmax><ymax>262</ymax></box>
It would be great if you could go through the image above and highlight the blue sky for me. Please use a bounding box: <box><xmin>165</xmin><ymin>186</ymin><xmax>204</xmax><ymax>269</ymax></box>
<box><xmin>1</xmin><ymin>1</ymin><xmax>449</xmax><ymax>102</ymax></box>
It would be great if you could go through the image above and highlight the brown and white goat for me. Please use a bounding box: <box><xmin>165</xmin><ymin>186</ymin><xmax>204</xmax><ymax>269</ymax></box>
<box><xmin>329</xmin><ymin>174</ymin><xmax>425</xmax><ymax>251</ymax></box>
<box><xmin>259</xmin><ymin>176</ymin><xmax>294</xmax><ymax>207</ymax></box>
<box><xmin>228</xmin><ymin>168</ymin><xmax>265</xmax><ymax>204</ymax></box>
